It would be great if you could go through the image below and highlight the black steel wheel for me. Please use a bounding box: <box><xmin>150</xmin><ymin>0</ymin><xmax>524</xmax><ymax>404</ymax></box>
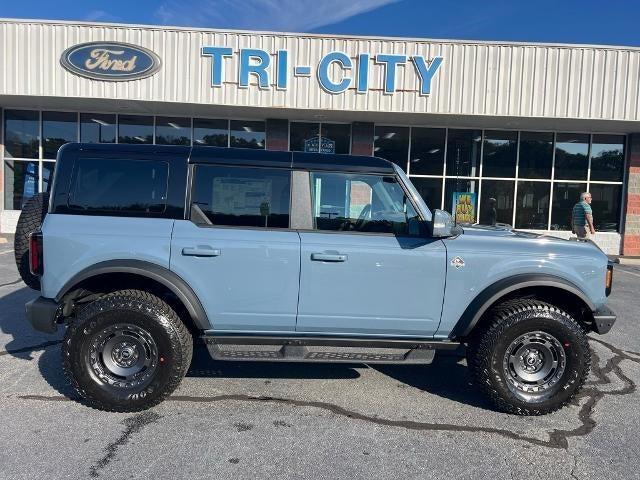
<box><xmin>467</xmin><ymin>299</ymin><xmax>590</xmax><ymax>415</ymax></box>
<box><xmin>63</xmin><ymin>289</ymin><xmax>193</xmax><ymax>412</ymax></box>
<box><xmin>87</xmin><ymin>323</ymin><xmax>159</xmax><ymax>390</ymax></box>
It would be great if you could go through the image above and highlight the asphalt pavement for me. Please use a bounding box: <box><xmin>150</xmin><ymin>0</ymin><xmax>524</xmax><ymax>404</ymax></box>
<box><xmin>0</xmin><ymin>241</ymin><xmax>639</xmax><ymax>479</ymax></box>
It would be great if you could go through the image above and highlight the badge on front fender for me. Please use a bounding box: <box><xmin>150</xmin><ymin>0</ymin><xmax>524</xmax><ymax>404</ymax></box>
<box><xmin>451</xmin><ymin>256</ymin><xmax>465</xmax><ymax>269</ymax></box>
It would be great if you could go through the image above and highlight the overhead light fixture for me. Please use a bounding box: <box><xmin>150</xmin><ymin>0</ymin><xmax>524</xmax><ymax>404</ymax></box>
<box><xmin>91</xmin><ymin>118</ymin><xmax>110</xmax><ymax>127</ymax></box>
<box><xmin>373</xmin><ymin>147</ymin><xmax>380</xmax><ymax>152</ymax></box>
<box><xmin>428</xmin><ymin>148</ymin><xmax>440</xmax><ymax>154</ymax></box>
<box><xmin>134</xmin><ymin>136</ymin><xmax>146</xmax><ymax>142</ymax></box>
<box><xmin>195</xmin><ymin>139</ymin><xmax>206</xmax><ymax>144</ymax></box>
<box><xmin>167</xmin><ymin>122</ymin><xmax>182</xmax><ymax>130</ymax></box>
<box><xmin>242</xmin><ymin>126</ymin><xmax>254</xmax><ymax>133</ymax></box>
<box><xmin>382</xmin><ymin>132</ymin><xmax>396</xmax><ymax>139</ymax></box>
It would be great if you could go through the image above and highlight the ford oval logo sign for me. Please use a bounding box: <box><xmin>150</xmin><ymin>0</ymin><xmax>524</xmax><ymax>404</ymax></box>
<box><xmin>60</xmin><ymin>42</ymin><xmax>161</xmax><ymax>81</ymax></box>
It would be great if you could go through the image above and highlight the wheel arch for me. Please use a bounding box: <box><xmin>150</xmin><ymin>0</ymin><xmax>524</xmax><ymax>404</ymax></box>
<box><xmin>56</xmin><ymin>260</ymin><xmax>210</xmax><ymax>331</ymax></box>
<box><xmin>450</xmin><ymin>274</ymin><xmax>596</xmax><ymax>340</ymax></box>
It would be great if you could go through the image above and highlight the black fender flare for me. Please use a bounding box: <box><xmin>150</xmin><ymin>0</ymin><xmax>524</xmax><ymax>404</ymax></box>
<box><xmin>56</xmin><ymin>260</ymin><xmax>210</xmax><ymax>330</ymax></box>
<box><xmin>449</xmin><ymin>273</ymin><xmax>596</xmax><ymax>339</ymax></box>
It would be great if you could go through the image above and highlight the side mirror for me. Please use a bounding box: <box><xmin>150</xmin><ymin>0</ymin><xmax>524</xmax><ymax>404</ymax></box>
<box><xmin>431</xmin><ymin>209</ymin><xmax>461</xmax><ymax>237</ymax></box>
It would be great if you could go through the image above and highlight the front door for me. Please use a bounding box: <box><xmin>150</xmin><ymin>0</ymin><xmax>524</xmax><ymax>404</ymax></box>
<box><xmin>170</xmin><ymin>164</ymin><xmax>300</xmax><ymax>333</ymax></box>
<box><xmin>296</xmin><ymin>171</ymin><xmax>447</xmax><ymax>337</ymax></box>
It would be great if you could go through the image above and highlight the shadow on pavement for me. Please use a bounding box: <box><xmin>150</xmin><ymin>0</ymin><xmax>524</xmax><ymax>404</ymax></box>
<box><xmin>36</xmin><ymin>342</ymin><xmax>494</xmax><ymax>412</ymax></box>
<box><xmin>0</xmin><ymin>285</ymin><xmax>61</xmax><ymax>361</ymax></box>
<box><xmin>0</xmin><ymin>284</ymin><xmax>492</xmax><ymax>411</ymax></box>
<box><xmin>371</xmin><ymin>354</ymin><xmax>494</xmax><ymax>410</ymax></box>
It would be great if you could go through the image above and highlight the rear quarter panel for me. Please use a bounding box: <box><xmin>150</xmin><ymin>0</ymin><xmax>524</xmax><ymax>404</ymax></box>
<box><xmin>40</xmin><ymin>214</ymin><xmax>174</xmax><ymax>299</ymax></box>
<box><xmin>436</xmin><ymin>233</ymin><xmax>609</xmax><ymax>338</ymax></box>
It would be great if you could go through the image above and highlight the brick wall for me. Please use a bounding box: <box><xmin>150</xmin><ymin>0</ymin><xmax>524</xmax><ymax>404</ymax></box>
<box><xmin>351</xmin><ymin>122</ymin><xmax>374</xmax><ymax>156</ymax></box>
<box><xmin>622</xmin><ymin>134</ymin><xmax>640</xmax><ymax>256</ymax></box>
<box><xmin>265</xmin><ymin>119</ymin><xmax>289</xmax><ymax>151</ymax></box>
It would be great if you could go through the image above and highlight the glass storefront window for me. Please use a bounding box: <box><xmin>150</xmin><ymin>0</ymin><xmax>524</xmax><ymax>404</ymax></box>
<box><xmin>118</xmin><ymin>115</ymin><xmax>153</xmax><ymax>144</ymax></box>
<box><xmin>515</xmin><ymin>181</ymin><xmax>551</xmax><ymax>229</ymax></box>
<box><xmin>590</xmin><ymin>135</ymin><xmax>625</xmax><ymax>182</ymax></box>
<box><xmin>374</xmin><ymin>126</ymin><xmax>410</xmax><ymax>171</ymax></box>
<box><xmin>193</xmin><ymin>118</ymin><xmax>228</xmax><ymax>146</ymax></box>
<box><xmin>42</xmin><ymin>111</ymin><xmax>77</xmax><ymax>159</ymax></box>
<box><xmin>43</xmin><ymin>162</ymin><xmax>55</xmax><ymax>195</ymax></box>
<box><xmin>80</xmin><ymin>113</ymin><xmax>116</xmax><ymax>143</ymax></box>
<box><xmin>482</xmin><ymin>131</ymin><xmax>517</xmax><ymax>178</ymax></box>
<box><xmin>155</xmin><ymin>116</ymin><xmax>191</xmax><ymax>145</ymax></box>
<box><xmin>290</xmin><ymin>122</ymin><xmax>320</xmax><ymax>152</ymax></box>
<box><xmin>321</xmin><ymin>123</ymin><xmax>351</xmax><ymax>154</ymax></box>
<box><xmin>590</xmin><ymin>184</ymin><xmax>622</xmax><ymax>232</ymax></box>
<box><xmin>411</xmin><ymin>177</ymin><xmax>443</xmax><ymax>211</ymax></box>
<box><xmin>4</xmin><ymin>110</ymin><xmax>39</xmax><ymax>159</ymax></box>
<box><xmin>446</xmin><ymin>129</ymin><xmax>481</xmax><ymax>177</ymax></box>
<box><xmin>518</xmin><ymin>132</ymin><xmax>553</xmax><ymax>179</ymax></box>
<box><xmin>479</xmin><ymin>180</ymin><xmax>515</xmax><ymax>226</ymax></box>
<box><xmin>409</xmin><ymin>128</ymin><xmax>445</xmax><ymax>175</ymax></box>
<box><xmin>3</xmin><ymin>160</ymin><xmax>39</xmax><ymax>210</ymax></box>
<box><xmin>554</xmin><ymin>133</ymin><xmax>589</xmax><ymax>180</ymax></box>
<box><xmin>230</xmin><ymin>120</ymin><xmax>265</xmax><ymax>149</ymax></box>
<box><xmin>550</xmin><ymin>182</ymin><xmax>587</xmax><ymax>230</ymax></box>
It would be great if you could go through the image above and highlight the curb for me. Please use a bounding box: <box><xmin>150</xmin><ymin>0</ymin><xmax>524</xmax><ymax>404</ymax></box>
<box><xmin>619</xmin><ymin>257</ymin><xmax>640</xmax><ymax>266</ymax></box>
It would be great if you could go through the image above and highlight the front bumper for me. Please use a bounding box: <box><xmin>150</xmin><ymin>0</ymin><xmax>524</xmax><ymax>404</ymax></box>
<box><xmin>25</xmin><ymin>297</ymin><xmax>60</xmax><ymax>333</ymax></box>
<box><xmin>592</xmin><ymin>305</ymin><xmax>616</xmax><ymax>334</ymax></box>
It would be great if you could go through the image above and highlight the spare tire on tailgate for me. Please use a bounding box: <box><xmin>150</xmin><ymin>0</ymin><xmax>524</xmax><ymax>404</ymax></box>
<box><xmin>14</xmin><ymin>192</ymin><xmax>49</xmax><ymax>290</ymax></box>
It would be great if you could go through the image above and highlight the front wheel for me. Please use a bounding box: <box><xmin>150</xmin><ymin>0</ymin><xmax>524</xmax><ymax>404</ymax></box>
<box><xmin>62</xmin><ymin>290</ymin><xmax>193</xmax><ymax>412</ymax></box>
<box><xmin>467</xmin><ymin>299</ymin><xmax>590</xmax><ymax>415</ymax></box>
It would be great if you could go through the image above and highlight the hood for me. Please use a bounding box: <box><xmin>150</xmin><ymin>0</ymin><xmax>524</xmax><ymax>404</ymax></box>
<box><xmin>460</xmin><ymin>224</ymin><xmax>604</xmax><ymax>251</ymax></box>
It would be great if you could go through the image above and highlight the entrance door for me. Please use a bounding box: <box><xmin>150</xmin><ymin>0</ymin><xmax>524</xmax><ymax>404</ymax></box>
<box><xmin>296</xmin><ymin>171</ymin><xmax>447</xmax><ymax>337</ymax></box>
<box><xmin>170</xmin><ymin>164</ymin><xmax>300</xmax><ymax>333</ymax></box>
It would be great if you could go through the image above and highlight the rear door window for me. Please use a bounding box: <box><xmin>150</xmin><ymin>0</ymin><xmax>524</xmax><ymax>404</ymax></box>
<box><xmin>190</xmin><ymin>165</ymin><xmax>291</xmax><ymax>228</ymax></box>
<box><xmin>68</xmin><ymin>158</ymin><xmax>169</xmax><ymax>214</ymax></box>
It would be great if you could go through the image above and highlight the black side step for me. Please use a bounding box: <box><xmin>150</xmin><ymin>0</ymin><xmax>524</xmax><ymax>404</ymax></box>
<box><xmin>202</xmin><ymin>336</ymin><xmax>460</xmax><ymax>365</ymax></box>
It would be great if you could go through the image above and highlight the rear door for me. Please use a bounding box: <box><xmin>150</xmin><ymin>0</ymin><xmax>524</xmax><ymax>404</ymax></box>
<box><xmin>170</xmin><ymin>163</ymin><xmax>300</xmax><ymax>333</ymax></box>
<box><xmin>296</xmin><ymin>171</ymin><xmax>447</xmax><ymax>337</ymax></box>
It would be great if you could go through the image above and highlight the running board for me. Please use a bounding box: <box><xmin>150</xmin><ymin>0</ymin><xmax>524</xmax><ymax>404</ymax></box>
<box><xmin>202</xmin><ymin>336</ymin><xmax>459</xmax><ymax>364</ymax></box>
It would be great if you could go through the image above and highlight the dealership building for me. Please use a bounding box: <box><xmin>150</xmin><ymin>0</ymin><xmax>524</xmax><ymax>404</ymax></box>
<box><xmin>0</xmin><ymin>18</ymin><xmax>639</xmax><ymax>255</ymax></box>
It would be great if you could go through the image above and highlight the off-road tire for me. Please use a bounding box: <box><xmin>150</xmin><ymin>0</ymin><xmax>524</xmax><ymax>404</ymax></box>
<box><xmin>14</xmin><ymin>192</ymin><xmax>49</xmax><ymax>290</ymax></box>
<box><xmin>467</xmin><ymin>299</ymin><xmax>590</xmax><ymax>415</ymax></box>
<box><xmin>62</xmin><ymin>289</ymin><xmax>193</xmax><ymax>412</ymax></box>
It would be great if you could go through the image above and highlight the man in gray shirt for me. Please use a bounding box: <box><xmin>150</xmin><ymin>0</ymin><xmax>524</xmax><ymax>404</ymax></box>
<box><xmin>572</xmin><ymin>192</ymin><xmax>595</xmax><ymax>240</ymax></box>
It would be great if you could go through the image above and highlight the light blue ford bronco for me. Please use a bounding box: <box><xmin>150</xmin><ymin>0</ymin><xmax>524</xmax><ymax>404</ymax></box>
<box><xmin>17</xmin><ymin>143</ymin><xmax>616</xmax><ymax>414</ymax></box>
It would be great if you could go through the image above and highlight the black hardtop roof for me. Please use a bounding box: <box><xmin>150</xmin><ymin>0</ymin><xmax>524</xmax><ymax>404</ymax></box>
<box><xmin>61</xmin><ymin>143</ymin><xmax>395</xmax><ymax>174</ymax></box>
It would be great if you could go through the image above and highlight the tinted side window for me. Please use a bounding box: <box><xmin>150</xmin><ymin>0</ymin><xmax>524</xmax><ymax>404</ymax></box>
<box><xmin>68</xmin><ymin>158</ymin><xmax>168</xmax><ymax>214</ymax></box>
<box><xmin>310</xmin><ymin>172</ymin><xmax>420</xmax><ymax>235</ymax></box>
<box><xmin>191</xmin><ymin>165</ymin><xmax>290</xmax><ymax>228</ymax></box>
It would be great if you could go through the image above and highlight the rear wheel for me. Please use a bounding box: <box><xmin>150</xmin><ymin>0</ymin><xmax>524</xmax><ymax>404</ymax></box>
<box><xmin>62</xmin><ymin>289</ymin><xmax>193</xmax><ymax>412</ymax></box>
<box><xmin>14</xmin><ymin>192</ymin><xmax>49</xmax><ymax>290</ymax></box>
<box><xmin>467</xmin><ymin>299</ymin><xmax>590</xmax><ymax>415</ymax></box>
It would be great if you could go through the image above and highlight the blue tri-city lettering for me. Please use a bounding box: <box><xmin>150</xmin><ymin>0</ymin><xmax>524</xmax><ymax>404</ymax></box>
<box><xmin>201</xmin><ymin>46</ymin><xmax>443</xmax><ymax>95</ymax></box>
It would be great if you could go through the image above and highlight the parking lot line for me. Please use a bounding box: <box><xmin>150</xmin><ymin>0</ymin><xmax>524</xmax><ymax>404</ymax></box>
<box><xmin>617</xmin><ymin>268</ymin><xmax>640</xmax><ymax>278</ymax></box>
<box><xmin>0</xmin><ymin>250</ymin><xmax>14</xmax><ymax>255</ymax></box>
